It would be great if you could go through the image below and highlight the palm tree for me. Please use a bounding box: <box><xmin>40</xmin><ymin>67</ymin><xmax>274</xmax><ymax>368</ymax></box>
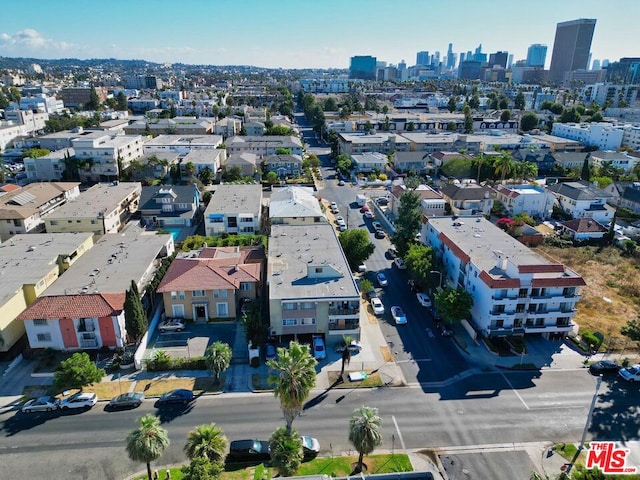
<box><xmin>267</xmin><ymin>341</ymin><xmax>317</xmax><ymax>435</ymax></box>
<box><xmin>184</xmin><ymin>423</ymin><xmax>228</xmax><ymax>465</ymax></box>
<box><xmin>269</xmin><ymin>427</ymin><xmax>303</xmax><ymax>476</ymax></box>
<box><xmin>493</xmin><ymin>151</ymin><xmax>514</xmax><ymax>183</ymax></box>
<box><xmin>349</xmin><ymin>405</ymin><xmax>383</xmax><ymax>474</ymax></box>
<box><xmin>126</xmin><ymin>414</ymin><xmax>170</xmax><ymax>480</ymax></box>
<box><xmin>204</xmin><ymin>342</ymin><xmax>232</xmax><ymax>385</ymax></box>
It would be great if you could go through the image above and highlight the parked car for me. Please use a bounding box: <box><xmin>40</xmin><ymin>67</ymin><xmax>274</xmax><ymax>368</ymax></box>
<box><xmin>22</xmin><ymin>396</ymin><xmax>60</xmax><ymax>413</ymax></box>
<box><xmin>372</xmin><ymin>222</ymin><xmax>383</xmax><ymax>231</ymax></box>
<box><xmin>336</xmin><ymin>216</ymin><xmax>345</xmax><ymax>225</ymax></box>
<box><xmin>391</xmin><ymin>306</ymin><xmax>407</xmax><ymax>325</ymax></box>
<box><xmin>618</xmin><ymin>364</ymin><xmax>640</xmax><ymax>382</ymax></box>
<box><xmin>394</xmin><ymin>258</ymin><xmax>407</xmax><ymax>269</ymax></box>
<box><xmin>228</xmin><ymin>439</ymin><xmax>271</xmax><ymax>462</ymax></box>
<box><xmin>363</xmin><ymin>211</ymin><xmax>374</xmax><ymax>219</ymax></box>
<box><xmin>371</xmin><ymin>297</ymin><xmax>385</xmax><ymax>315</ymax></box>
<box><xmin>60</xmin><ymin>392</ymin><xmax>98</xmax><ymax>410</ymax></box>
<box><xmin>330</xmin><ymin>202</ymin><xmax>338</xmax><ymax>210</ymax></box>
<box><xmin>312</xmin><ymin>335</ymin><xmax>326</xmax><ymax>360</ymax></box>
<box><xmin>589</xmin><ymin>360</ymin><xmax>620</xmax><ymax>376</ymax></box>
<box><xmin>357</xmin><ymin>263</ymin><xmax>367</xmax><ymax>272</ymax></box>
<box><xmin>158</xmin><ymin>318</ymin><xmax>186</xmax><ymax>332</ymax></box>
<box><xmin>377</xmin><ymin>272</ymin><xmax>388</xmax><ymax>287</ymax></box>
<box><xmin>375</xmin><ymin>230</ymin><xmax>386</xmax><ymax>239</ymax></box>
<box><xmin>416</xmin><ymin>292</ymin><xmax>432</xmax><ymax>308</ymax></box>
<box><xmin>334</xmin><ymin>340</ymin><xmax>363</xmax><ymax>354</ymax></box>
<box><xmin>108</xmin><ymin>392</ymin><xmax>145</xmax><ymax>409</ymax></box>
<box><xmin>157</xmin><ymin>389</ymin><xmax>195</xmax><ymax>405</ymax></box>
<box><xmin>301</xmin><ymin>436</ymin><xmax>321</xmax><ymax>460</ymax></box>
<box><xmin>386</xmin><ymin>247</ymin><xmax>398</xmax><ymax>259</ymax></box>
<box><xmin>338</xmin><ymin>180</ymin><xmax>345</xmax><ymax>186</ymax></box>
<box><xmin>376</xmin><ymin>197</ymin><xmax>389</xmax><ymax>205</ymax></box>
<box><xmin>338</xmin><ymin>223</ymin><xmax>347</xmax><ymax>232</ymax></box>
<box><xmin>365</xmin><ymin>289</ymin><xmax>377</xmax><ymax>300</ymax></box>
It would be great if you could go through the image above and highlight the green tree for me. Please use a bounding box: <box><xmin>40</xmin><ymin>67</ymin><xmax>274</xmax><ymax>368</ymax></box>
<box><xmin>184</xmin><ymin>423</ymin><xmax>228</xmax><ymax>464</ymax></box>
<box><xmin>265</xmin><ymin>125</ymin><xmax>295</xmax><ymax>136</ymax></box>
<box><xmin>205</xmin><ymin>342</ymin><xmax>232</xmax><ymax>385</ymax></box>
<box><xmin>266</xmin><ymin>171</ymin><xmax>278</xmax><ymax>184</ymax></box>
<box><xmin>24</xmin><ymin>148</ymin><xmax>51</xmax><ymax>158</ymax></box>
<box><xmin>267</xmin><ymin>341</ymin><xmax>317</xmax><ymax>435</ymax></box>
<box><xmin>588</xmin><ymin>111</ymin><xmax>604</xmax><ymax>123</ymax></box>
<box><xmin>126</xmin><ymin>414</ymin><xmax>170</xmax><ymax>480</ymax></box>
<box><xmin>181</xmin><ymin>457</ymin><xmax>221</xmax><ymax>480</ymax></box>
<box><xmin>86</xmin><ymin>86</ymin><xmax>101</xmax><ymax>110</ymax></box>
<box><xmin>391</xmin><ymin>190</ymin><xmax>422</xmax><ymax>257</ymax></box>
<box><xmin>520</xmin><ymin>112</ymin><xmax>539</xmax><ymax>132</ymax></box>
<box><xmin>500</xmin><ymin>109</ymin><xmax>511</xmax><ymax>122</ymax></box>
<box><xmin>53</xmin><ymin>352</ymin><xmax>105</xmax><ymax>391</ymax></box>
<box><xmin>223</xmin><ymin>165</ymin><xmax>243</xmax><ymax>182</ymax></box>
<box><xmin>469</xmin><ymin>95</ymin><xmax>481</xmax><ymax>110</ymax></box>
<box><xmin>197</xmin><ymin>166</ymin><xmax>214</xmax><ymax>185</ymax></box>
<box><xmin>116</xmin><ymin>92</ymin><xmax>128</xmax><ymax>111</ymax></box>
<box><xmin>404</xmin><ymin>244</ymin><xmax>435</xmax><ymax>288</ymax></box>
<box><xmin>514</xmin><ymin>91</ymin><xmax>525</xmax><ymax>110</ymax></box>
<box><xmin>560</xmin><ymin>108</ymin><xmax>581</xmax><ymax>123</ymax></box>
<box><xmin>464</xmin><ymin>110</ymin><xmax>474</xmax><ymax>133</ymax></box>
<box><xmin>125</xmin><ymin>280</ymin><xmax>147</xmax><ymax>344</ymax></box>
<box><xmin>549</xmin><ymin>103</ymin><xmax>564</xmax><ymax>115</ymax></box>
<box><xmin>493</xmin><ymin>151</ymin><xmax>514</xmax><ymax>182</ymax></box>
<box><xmin>581</xmin><ymin>153</ymin><xmax>591</xmax><ymax>181</ymax></box>
<box><xmin>621</xmin><ymin>317</ymin><xmax>640</xmax><ymax>349</ymax></box>
<box><xmin>184</xmin><ymin>161</ymin><xmax>196</xmax><ymax>178</ymax></box>
<box><xmin>339</xmin><ymin>229</ymin><xmax>376</xmax><ymax>271</ymax></box>
<box><xmin>348</xmin><ymin>405</ymin><xmax>383</xmax><ymax>474</ymax></box>
<box><xmin>269</xmin><ymin>427</ymin><xmax>303</xmax><ymax>476</ymax></box>
<box><xmin>434</xmin><ymin>287</ymin><xmax>473</xmax><ymax>323</ymax></box>
<box><xmin>323</xmin><ymin>97</ymin><xmax>338</xmax><ymax>112</ymax></box>
<box><xmin>336</xmin><ymin>153</ymin><xmax>353</xmax><ymax>175</ymax></box>
<box><xmin>276</xmin><ymin>147</ymin><xmax>292</xmax><ymax>155</ymax></box>
<box><xmin>440</xmin><ymin>157</ymin><xmax>474</xmax><ymax>179</ymax></box>
<box><xmin>447</xmin><ymin>96</ymin><xmax>458</xmax><ymax>113</ymax></box>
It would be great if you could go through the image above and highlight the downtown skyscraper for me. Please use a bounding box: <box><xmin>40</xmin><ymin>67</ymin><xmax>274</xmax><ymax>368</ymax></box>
<box><xmin>549</xmin><ymin>18</ymin><xmax>596</xmax><ymax>83</ymax></box>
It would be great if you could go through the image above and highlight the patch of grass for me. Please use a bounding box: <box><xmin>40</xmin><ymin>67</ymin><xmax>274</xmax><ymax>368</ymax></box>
<box><xmin>84</xmin><ymin>381</ymin><xmax>134</xmax><ymax>401</ymax></box>
<box><xmin>555</xmin><ymin>442</ymin><xmax>586</xmax><ymax>464</ymax></box>
<box><xmin>296</xmin><ymin>454</ymin><xmax>411</xmax><ymax>476</ymax></box>
<box><xmin>326</xmin><ymin>371</ymin><xmax>383</xmax><ymax>388</ymax></box>
<box><xmin>380</xmin><ymin>345</ymin><xmax>392</xmax><ymax>362</ymax></box>
<box><xmin>134</xmin><ymin>377</ymin><xmax>222</xmax><ymax>397</ymax></box>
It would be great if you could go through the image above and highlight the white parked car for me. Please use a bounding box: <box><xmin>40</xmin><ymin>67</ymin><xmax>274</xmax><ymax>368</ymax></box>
<box><xmin>336</xmin><ymin>216</ymin><xmax>345</xmax><ymax>225</ymax></box>
<box><xmin>357</xmin><ymin>263</ymin><xmax>366</xmax><ymax>272</ymax></box>
<box><xmin>416</xmin><ymin>293</ymin><xmax>432</xmax><ymax>308</ymax></box>
<box><xmin>312</xmin><ymin>335</ymin><xmax>326</xmax><ymax>360</ymax></box>
<box><xmin>60</xmin><ymin>392</ymin><xmax>98</xmax><ymax>410</ymax></box>
<box><xmin>371</xmin><ymin>297</ymin><xmax>385</xmax><ymax>315</ymax></box>
<box><xmin>619</xmin><ymin>364</ymin><xmax>640</xmax><ymax>382</ymax></box>
<box><xmin>394</xmin><ymin>258</ymin><xmax>407</xmax><ymax>269</ymax></box>
<box><xmin>22</xmin><ymin>396</ymin><xmax>60</xmax><ymax>413</ymax></box>
<box><xmin>363</xmin><ymin>211</ymin><xmax>374</xmax><ymax>219</ymax></box>
<box><xmin>158</xmin><ymin>318</ymin><xmax>186</xmax><ymax>332</ymax></box>
<box><xmin>391</xmin><ymin>306</ymin><xmax>408</xmax><ymax>325</ymax></box>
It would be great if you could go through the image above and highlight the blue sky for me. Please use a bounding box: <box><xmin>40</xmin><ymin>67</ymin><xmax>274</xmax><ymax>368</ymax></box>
<box><xmin>0</xmin><ymin>0</ymin><xmax>637</xmax><ymax>69</ymax></box>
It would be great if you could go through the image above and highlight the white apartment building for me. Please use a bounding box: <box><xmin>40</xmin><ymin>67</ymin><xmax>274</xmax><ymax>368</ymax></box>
<box><xmin>72</xmin><ymin>133</ymin><xmax>143</xmax><ymax>182</ymax></box>
<box><xmin>19</xmin><ymin>94</ymin><xmax>65</xmax><ymax>114</ymax></box>
<box><xmin>24</xmin><ymin>148</ymin><xmax>73</xmax><ymax>181</ymax></box>
<box><xmin>590</xmin><ymin>150</ymin><xmax>640</xmax><ymax>173</ymax></box>
<box><xmin>551</xmin><ymin>122</ymin><xmax>623</xmax><ymax>150</ymax></box>
<box><xmin>614</xmin><ymin>124</ymin><xmax>640</xmax><ymax>152</ymax></box>
<box><xmin>225</xmin><ymin>136</ymin><xmax>303</xmax><ymax>158</ymax></box>
<box><xmin>142</xmin><ymin>134</ymin><xmax>223</xmax><ymax>156</ymax></box>
<box><xmin>493</xmin><ymin>184</ymin><xmax>555</xmax><ymax>219</ymax></box>
<box><xmin>547</xmin><ymin>181</ymin><xmax>615</xmax><ymax>224</ymax></box>
<box><xmin>423</xmin><ymin>216</ymin><xmax>585</xmax><ymax>340</ymax></box>
<box><xmin>204</xmin><ymin>184</ymin><xmax>262</xmax><ymax>236</ymax></box>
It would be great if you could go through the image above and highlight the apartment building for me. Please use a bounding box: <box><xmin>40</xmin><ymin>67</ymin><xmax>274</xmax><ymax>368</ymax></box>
<box><xmin>423</xmin><ymin>216</ymin><xmax>585</xmax><ymax>340</ymax></box>
<box><xmin>72</xmin><ymin>132</ymin><xmax>144</xmax><ymax>182</ymax></box>
<box><xmin>269</xmin><ymin>186</ymin><xmax>326</xmax><ymax>226</ymax></box>
<box><xmin>142</xmin><ymin>134</ymin><xmax>223</xmax><ymax>156</ymax></box>
<box><xmin>338</xmin><ymin>132</ymin><xmax>411</xmax><ymax>156</ymax></box>
<box><xmin>492</xmin><ymin>184</ymin><xmax>555</xmax><ymax>219</ymax></box>
<box><xmin>24</xmin><ymin>148</ymin><xmax>73</xmax><ymax>181</ymax></box>
<box><xmin>551</xmin><ymin>122</ymin><xmax>623</xmax><ymax>150</ymax></box>
<box><xmin>547</xmin><ymin>181</ymin><xmax>615</xmax><ymax>224</ymax></box>
<box><xmin>225</xmin><ymin>135</ymin><xmax>303</xmax><ymax>158</ymax></box>
<box><xmin>204</xmin><ymin>184</ymin><xmax>262</xmax><ymax>236</ymax></box>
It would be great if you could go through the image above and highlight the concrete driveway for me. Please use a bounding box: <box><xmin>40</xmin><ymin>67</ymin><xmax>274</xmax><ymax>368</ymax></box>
<box><xmin>145</xmin><ymin>321</ymin><xmax>237</xmax><ymax>360</ymax></box>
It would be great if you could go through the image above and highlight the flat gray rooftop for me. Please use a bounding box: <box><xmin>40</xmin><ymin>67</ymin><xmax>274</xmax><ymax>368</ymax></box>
<box><xmin>206</xmin><ymin>184</ymin><xmax>263</xmax><ymax>214</ymax></box>
<box><xmin>45</xmin><ymin>223</ymin><xmax>172</xmax><ymax>295</ymax></box>
<box><xmin>47</xmin><ymin>182</ymin><xmax>141</xmax><ymax>218</ymax></box>
<box><xmin>268</xmin><ymin>224</ymin><xmax>359</xmax><ymax>301</ymax></box>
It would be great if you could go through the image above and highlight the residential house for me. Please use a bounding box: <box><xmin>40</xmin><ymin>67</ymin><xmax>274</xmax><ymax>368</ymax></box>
<box><xmin>44</xmin><ymin>182</ymin><xmax>142</xmax><ymax>237</ymax></box>
<box><xmin>493</xmin><ymin>184</ymin><xmax>555</xmax><ymax>219</ymax></box>
<box><xmin>558</xmin><ymin>218</ymin><xmax>608</xmax><ymax>241</ymax></box>
<box><xmin>180</xmin><ymin>149</ymin><xmax>227</xmax><ymax>178</ymax></box>
<box><xmin>214</xmin><ymin>117</ymin><xmax>241</xmax><ymax>138</ymax></box>
<box><xmin>547</xmin><ymin>181</ymin><xmax>615</xmax><ymax>224</ymax></box>
<box><xmin>204</xmin><ymin>184</ymin><xmax>262</xmax><ymax>236</ymax></box>
<box><xmin>244</xmin><ymin>121</ymin><xmax>266</xmax><ymax>136</ymax></box>
<box><xmin>0</xmin><ymin>182</ymin><xmax>81</xmax><ymax>241</ymax></box>
<box><xmin>269</xmin><ymin>186</ymin><xmax>326</xmax><ymax>226</ymax></box>
<box><xmin>604</xmin><ymin>182</ymin><xmax>640</xmax><ymax>214</ymax></box>
<box><xmin>36</xmin><ymin>128</ymin><xmax>107</xmax><ymax>151</ymax></box>
<box><xmin>157</xmin><ymin>246</ymin><xmax>264</xmax><ymax>321</ymax></box>
<box><xmin>391</xmin><ymin>151</ymin><xmax>430</xmax><ymax>174</ymax></box>
<box><xmin>225</xmin><ymin>136</ymin><xmax>303</xmax><ymax>158</ymax></box>
<box><xmin>351</xmin><ymin>152</ymin><xmax>388</xmax><ymax>173</ymax></box>
<box><xmin>429</xmin><ymin>151</ymin><xmax>474</xmax><ymax>176</ymax></box>
<box><xmin>0</xmin><ymin>232</ymin><xmax>94</xmax><ymax>353</ymax></box>
<box><xmin>139</xmin><ymin>184</ymin><xmax>200</xmax><ymax>228</ymax></box>
<box><xmin>225</xmin><ymin>152</ymin><xmax>258</xmax><ymax>177</ymax></box>
<box><xmin>590</xmin><ymin>150</ymin><xmax>640</xmax><ymax>173</ymax></box>
<box><xmin>547</xmin><ymin>151</ymin><xmax>591</xmax><ymax>171</ymax></box>
<box><xmin>268</xmin><ymin>224</ymin><xmax>360</xmax><ymax>341</ymax></box>
<box><xmin>440</xmin><ymin>183</ymin><xmax>495</xmax><ymax>216</ymax></box>
<box><xmin>264</xmin><ymin>154</ymin><xmax>303</xmax><ymax>177</ymax></box>
<box><xmin>389</xmin><ymin>184</ymin><xmax>445</xmax><ymax>218</ymax></box>
<box><xmin>423</xmin><ymin>216</ymin><xmax>585</xmax><ymax>340</ymax></box>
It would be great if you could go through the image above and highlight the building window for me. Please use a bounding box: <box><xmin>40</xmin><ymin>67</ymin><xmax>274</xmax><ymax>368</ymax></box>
<box><xmin>216</xmin><ymin>303</ymin><xmax>228</xmax><ymax>317</ymax></box>
<box><xmin>36</xmin><ymin>333</ymin><xmax>52</xmax><ymax>342</ymax></box>
<box><xmin>300</xmin><ymin>317</ymin><xmax>316</xmax><ymax>325</ymax></box>
<box><xmin>213</xmin><ymin>290</ymin><xmax>228</xmax><ymax>298</ymax></box>
<box><xmin>315</xmin><ymin>267</ymin><xmax>323</xmax><ymax>273</ymax></box>
<box><xmin>239</xmin><ymin>282</ymin><xmax>252</xmax><ymax>291</ymax></box>
<box><xmin>282</xmin><ymin>303</ymin><xmax>297</xmax><ymax>311</ymax></box>
<box><xmin>193</xmin><ymin>290</ymin><xmax>206</xmax><ymax>297</ymax></box>
<box><xmin>300</xmin><ymin>302</ymin><xmax>315</xmax><ymax>310</ymax></box>
<box><xmin>33</xmin><ymin>318</ymin><xmax>47</xmax><ymax>326</ymax></box>
<box><xmin>282</xmin><ymin>318</ymin><xmax>297</xmax><ymax>326</ymax></box>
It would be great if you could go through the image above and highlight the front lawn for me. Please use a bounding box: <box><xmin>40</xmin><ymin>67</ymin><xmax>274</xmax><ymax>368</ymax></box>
<box><xmin>134</xmin><ymin>377</ymin><xmax>223</xmax><ymax>397</ymax></box>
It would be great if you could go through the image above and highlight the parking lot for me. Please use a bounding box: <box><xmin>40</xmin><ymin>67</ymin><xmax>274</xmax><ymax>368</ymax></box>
<box><xmin>146</xmin><ymin>321</ymin><xmax>237</xmax><ymax>360</ymax></box>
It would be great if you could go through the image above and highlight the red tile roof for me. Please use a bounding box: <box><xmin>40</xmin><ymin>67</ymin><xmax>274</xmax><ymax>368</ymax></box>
<box><xmin>157</xmin><ymin>257</ymin><xmax>261</xmax><ymax>292</ymax></box>
<box><xmin>17</xmin><ymin>293</ymin><xmax>125</xmax><ymax>320</ymax></box>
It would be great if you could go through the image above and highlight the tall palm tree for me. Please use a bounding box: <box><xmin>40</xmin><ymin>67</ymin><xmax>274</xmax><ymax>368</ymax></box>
<box><xmin>184</xmin><ymin>423</ymin><xmax>228</xmax><ymax>465</ymax></box>
<box><xmin>349</xmin><ymin>405</ymin><xmax>383</xmax><ymax>474</ymax></box>
<box><xmin>205</xmin><ymin>342</ymin><xmax>232</xmax><ymax>385</ymax></box>
<box><xmin>493</xmin><ymin>151</ymin><xmax>514</xmax><ymax>183</ymax></box>
<box><xmin>267</xmin><ymin>341</ymin><xmax>317</xmax><ymax>435</ymax></box>
<box><xmin>126</xmin><ymin>414</ymin><xmax>170</xmax><ymax>480</ymax></box>
<box><xmin>269</xmin><ymin>427</ymin><xmax>303</xmax><ymax>476</ymax></box>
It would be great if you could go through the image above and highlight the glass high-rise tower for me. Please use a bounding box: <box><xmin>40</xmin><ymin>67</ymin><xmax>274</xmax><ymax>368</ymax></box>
<box><xmin>549</xmin><ymin>18</ymin><xmax>596</xmax><ymax>83</ymax></box>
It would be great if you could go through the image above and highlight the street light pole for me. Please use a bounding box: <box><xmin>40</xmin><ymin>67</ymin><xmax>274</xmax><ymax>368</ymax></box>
<box><xmin>579</xmin><ymin>375</ymin><xmax>602</xmax><ymax>451</ymax></box>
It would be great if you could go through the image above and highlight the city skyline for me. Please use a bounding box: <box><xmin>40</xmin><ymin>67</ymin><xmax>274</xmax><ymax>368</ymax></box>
<box><xmin>0</xmin><ymin>0</ymin><xmax>638</xmax><ymax>69</ymax></box>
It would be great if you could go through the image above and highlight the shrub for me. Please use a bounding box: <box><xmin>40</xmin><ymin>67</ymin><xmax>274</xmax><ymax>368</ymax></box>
<box><xmin>581</xmin><ymin>331</ymin><xmax>602</xmax><ymax>350</ymax></box>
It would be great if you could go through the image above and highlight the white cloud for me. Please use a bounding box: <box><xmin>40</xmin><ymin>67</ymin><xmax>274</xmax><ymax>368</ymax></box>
<box><xmin>0</xmin><ymin>29</ymin><xmax>74</xmax><ymax>54</ymax></box>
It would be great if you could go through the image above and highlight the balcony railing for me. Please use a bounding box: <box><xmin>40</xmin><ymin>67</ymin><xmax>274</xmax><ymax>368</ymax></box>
<box><xmin>328</xmin><ymin>319</ymin><xmax>360</xmax><ymax>331</ymax></box>
<box><xmin>328</xmin><ymin>307</ymin><xmax>359</xmax><ymax>316</ymax></box>
<box><xmin>80</xmin><ymin>339</ymin><xmax>99</xmax><ymax>348</ymax></box>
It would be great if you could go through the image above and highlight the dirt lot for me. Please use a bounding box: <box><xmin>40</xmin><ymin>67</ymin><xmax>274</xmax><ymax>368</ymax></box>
<box><xmin>536</xmin><ymin>245</ymin><xmax>640</xmax><ymax>349</ymax></box>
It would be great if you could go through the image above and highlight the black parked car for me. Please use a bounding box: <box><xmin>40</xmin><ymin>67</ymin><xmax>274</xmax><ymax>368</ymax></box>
<box><xmin>228</xmin><ymin>439</ymin><xmax>271</xmax><ymax>462</ymax></box>
<box><xmin>157</xmin><ymin>389</ymin><xmax>194</xmax><ymax>405</ymax></box>
<box><xmin>589</xmin><ymin>360</ymin><xmax>621</xmax><ymax>376</ymax></box>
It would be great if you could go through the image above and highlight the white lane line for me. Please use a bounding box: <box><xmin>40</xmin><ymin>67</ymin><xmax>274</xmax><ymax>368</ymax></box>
<box><xmin>392</xmin><ymin>415</ymin><xmax>406</xmax><ymax>450</ymax></box>
<box><xmin>500</xmin><ymin>372</ymin><xmax>530</xmax><ymax>410</ymax></box>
